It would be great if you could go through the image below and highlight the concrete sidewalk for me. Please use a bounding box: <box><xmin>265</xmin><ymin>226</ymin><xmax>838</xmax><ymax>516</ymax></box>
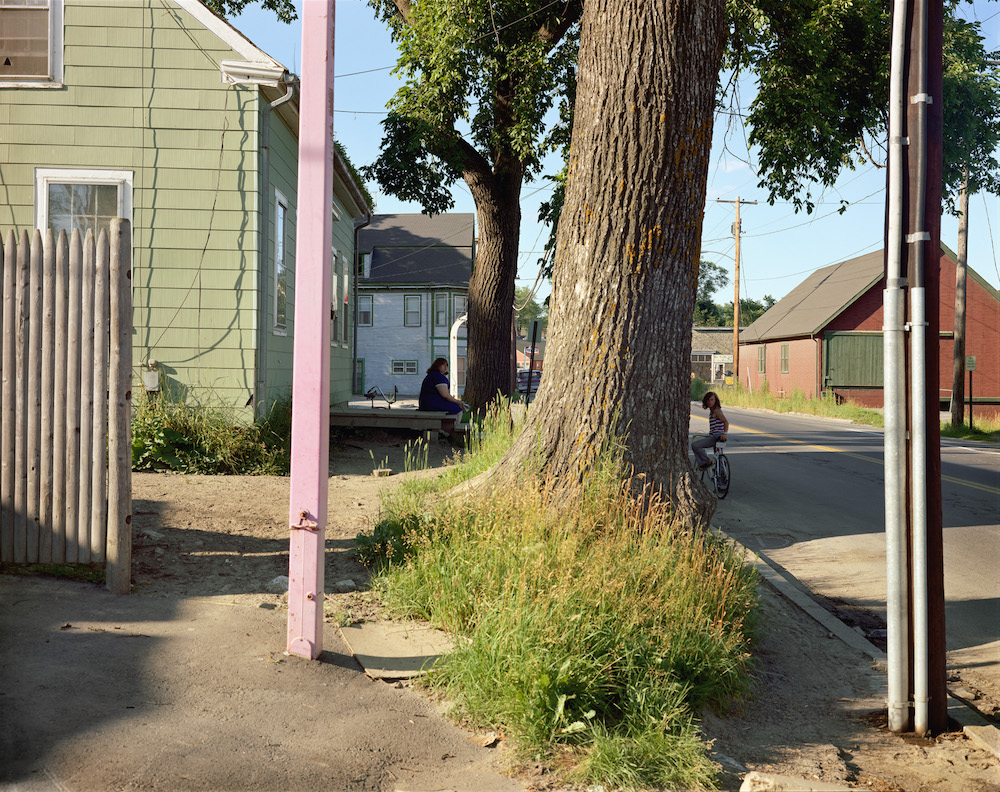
<box><xmin>0</xmin><ymin>575</ymin><xmax>521</xmax><ymax>792</ymax></box>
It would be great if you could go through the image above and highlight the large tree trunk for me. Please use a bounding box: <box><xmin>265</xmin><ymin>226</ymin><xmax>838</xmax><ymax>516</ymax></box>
<box><xmin>463</xmin><ymin>170</ymin><xmax>522</xmax><ymax>408</ymax></box>
<box><xmin>495</xmin><ymin>0</ymin><xmax>727</xmax><ymax>523</ymax></box>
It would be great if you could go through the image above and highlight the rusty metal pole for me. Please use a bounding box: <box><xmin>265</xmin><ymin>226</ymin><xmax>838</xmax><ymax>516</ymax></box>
<box><xmin>287</xmin><ymin>0</ymin><xmax>335</xmax><ymax>660</ymax></box>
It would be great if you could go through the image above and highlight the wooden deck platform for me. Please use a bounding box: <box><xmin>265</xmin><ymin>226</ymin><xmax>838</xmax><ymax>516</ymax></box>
<box><xmin>328</xmin><ymin>406</ymin><xmax>455</xmax><ymax>441</ymax></box>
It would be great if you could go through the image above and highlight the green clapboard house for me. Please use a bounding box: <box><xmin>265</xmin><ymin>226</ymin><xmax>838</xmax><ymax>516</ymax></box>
<box><xmin>0</xmin><ymin>0</ymin><xmax>371</xmax><ymax>417</ymax></box>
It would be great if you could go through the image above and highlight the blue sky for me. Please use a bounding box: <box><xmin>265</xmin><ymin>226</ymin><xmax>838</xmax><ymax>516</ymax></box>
<box><xmin>231</xmin><ymin>0</ymin><xmax>1000</xmax><ymax>306</ymax></box>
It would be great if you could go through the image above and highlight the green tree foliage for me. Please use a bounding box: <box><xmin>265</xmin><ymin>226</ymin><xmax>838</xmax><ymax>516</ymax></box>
<box><xmin>361</xmin><ymin>0</ymin><xmax>582</xmax><ymax>407</ymax></box>
<box><xmin>202</xmin><ymin>0</ymin><xmax>297</xmax><ymax>24</ymax></box>
<box><xmin>693</xmin><ymin>260</ymin><xmax>730</xmax><ymax>326</ymax></box>
<box><xmin>514</xmin><ymin>285</ymin><xmax>547</xmax><ymax>337</ymax></box>
<box><xmin>729</xmin><ymin>0</ymin><xmax>1000</xmax><ymax>215</ymax></box>
<box><xmin>727</xmin><ymin>0</ymin><xmax>890</xmax><ymax>213</ymax></box>
<box><xmin>719</xmin><ymin>295</ymin><xmax>776</xmax><ymax>328</ymax></box>
<box><xmin>942</xmin><ymin>10</ymin><xmax>1000</xmax><ymax>206</ymax></box>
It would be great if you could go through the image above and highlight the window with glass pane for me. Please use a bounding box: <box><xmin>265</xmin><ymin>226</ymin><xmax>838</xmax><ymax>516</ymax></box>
<box><xmin>342</xmin><ymin>267</ymin><xmax>350</xmax><ymax>344</ymax></box>
<box><xmin>0</xmin><ymin>1</ymin><xmax>50</xmax><ymax>79</ymax></box>
<box><xmin>392</xmin><ymin>360</ymin><xmax>417</xmax><ymax>375</ymax></box>
<box><xmin>274</xmin><ymin>197</ymin><xmax>287</xmax><ymax>330</ymax></box>
<box><xmin>757</xmin><ymin>345</ymin><xmax>766</xmax><ymax>373</ymax></box>
<box><xmin>357</xmin><ymin>295</ymin><xmax>372</xmax><ymax>326</ymax></box>
<box><xmin>46</xmin><ymin>182</ymin><xmax>118</xmax><ymax>237</ymax></box>
<box><xmin>454</xmin><ymin>294</ymin><xmax>467</xmax><ymax>318</ymax></box>
<box><xmin>404</xmin><ymin>295</ymin><xmax>421</xmax><ymax>327</ymax></box>
<box><xmin>331</xmin><ymin>250</ymin><xmax>340</xmax><ymax>344</ymax></box>
<box><xmin>780</xmin><ymin>344</ymin><xmax>789</xmax><ymax>373</ymax></box>
<box><xmin>434</xmin><ymin>294</ymin><xmax>448</xmax><ymax>328</ymax></box>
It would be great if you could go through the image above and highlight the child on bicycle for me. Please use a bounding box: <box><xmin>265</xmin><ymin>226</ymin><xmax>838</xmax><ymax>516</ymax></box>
<box><xmin>692</xmin><ymin>391</ymin><xmax>728</xmax><ymax>471</ymax></box>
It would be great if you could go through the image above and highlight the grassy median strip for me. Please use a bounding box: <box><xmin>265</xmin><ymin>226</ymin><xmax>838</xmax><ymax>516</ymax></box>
<box><xmin>357</xmin><ymin>402</ymin><xmax>760</xmax><ymax>789</ymax></box>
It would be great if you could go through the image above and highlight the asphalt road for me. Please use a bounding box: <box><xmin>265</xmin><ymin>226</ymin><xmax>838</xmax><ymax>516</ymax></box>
<box><xmin>689</xmin><ymin>403</ymin><xmax>1000</xmax><ymax>701</ymax></box>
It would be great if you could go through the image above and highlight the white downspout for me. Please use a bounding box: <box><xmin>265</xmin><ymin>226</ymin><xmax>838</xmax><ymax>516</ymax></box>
<box><xmin>449</xmin><ymin>313</ymin><xmax>468</xmax><ymax>398</ymax></box>
<box><xmin>909</xmin><ymin>0</ymin><xmax>931</xmax><ymax>737</ymax></box>
<box><xmin>885</xmin><ymin>0</ymin><xmax>911</xmax><ymax>735</ymax></box>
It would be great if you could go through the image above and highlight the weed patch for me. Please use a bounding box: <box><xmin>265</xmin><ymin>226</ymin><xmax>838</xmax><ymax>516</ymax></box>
<box><xmin>721</xmin><ymin>385</ymin><xmax>884</xmax><ymax>426</ymax></box>
<box><xmin>132</xmin><ymin>394</ymin><xmax>291</xmax><ymax>475</ymax></box>
<box><xmin>356</xmin><ymin>400</ymin><xmax>759</xmax><ymax>788</ymax></box>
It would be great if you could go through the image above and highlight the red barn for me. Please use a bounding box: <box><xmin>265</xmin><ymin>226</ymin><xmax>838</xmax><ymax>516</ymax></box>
<box><xmin>739</xmin><ymin>246</ymin><xmax>999</xmax><ymax>413</ymax></box>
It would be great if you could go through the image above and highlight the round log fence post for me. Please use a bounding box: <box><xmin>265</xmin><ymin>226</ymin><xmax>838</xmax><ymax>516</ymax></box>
<box><xmin>39</xmin><ymin>229</ymin><xmax>55</xmax><ymax>562</ymax></box>
<box><xmin>77</xmin><ymin>230</ymin><xmax>95</xmax><ymax>564</ymax></box>
<box><xmin>13</xmin><ymin>229</ymin><xmax>29</xmax><ymax>563</ymax></box>
<box><xmin>106</xmin><ymin>219</ymin><xmax>132</xmax><ymax>595</ymax></box>
<box><xmin>26</xmin><ymin>230</ymin><xmax>43</xmax><ymax>563</ymax></box>
<box><xmin>91</xmin><ymin>230</ymin><xmax>109</xmax><ymax>562</ymax></box>
<box><xmin>64</xmin><ymin>230</ymin><xmax>83</xmax><ymax>563</ymax></box>
<box><xmin>51</xmin><ymin>231</ymin><xmax>69</xmax><ymax>564</ymax></box>
<box><xmin>0</xmin><ymin>230</ymin><xmax>13</xmax><ymax>562</ymax></box>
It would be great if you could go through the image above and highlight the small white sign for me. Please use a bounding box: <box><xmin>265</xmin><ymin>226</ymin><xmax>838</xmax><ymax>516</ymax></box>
<box><xmin>965</xmin><ymin>355</ymin><xmax>977</xmax><ymax>371</ymax></box>
<box><xmin>525</xmin><ymin>346</ymin><xmax>540</xmax><ymax>355</ymax></box>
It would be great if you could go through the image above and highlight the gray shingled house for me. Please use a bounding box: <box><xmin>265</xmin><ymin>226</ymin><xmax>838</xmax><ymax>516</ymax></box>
<box><xmin>354</xmin><ymin>213</ymin><xmax>475</xmax><ymax>396</ymax></box>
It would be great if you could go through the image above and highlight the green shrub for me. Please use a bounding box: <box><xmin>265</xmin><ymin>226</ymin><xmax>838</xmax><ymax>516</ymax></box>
<box><xmin>690</xmin><ymin>376</ymin><xmax>709</xmax><ymax>401</ymax></box>
<box><xmin>131</xmin><ymin>394</ymin><xmax>291</xmax><ymax>475</ymax></box>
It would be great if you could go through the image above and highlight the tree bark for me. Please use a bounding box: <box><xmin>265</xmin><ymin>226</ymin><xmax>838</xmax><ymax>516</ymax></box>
<box><xmin>949</xmin><ymin>165</ymin><xmax>969</xmax><ymax>426</ymax></box>
<box><xmin>495</xmin><ymin>0</ymin><xmax>727</xmax><ymax>523</ymax></box>
<box><xmin>462</xmin><ymin>168</ymin><xmax>523</xmax><ymax>407</ymax></box>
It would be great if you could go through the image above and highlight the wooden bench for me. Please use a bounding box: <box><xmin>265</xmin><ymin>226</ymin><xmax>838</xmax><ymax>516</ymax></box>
<box><xmin>328</xmin><ymin>407</ymin><xmax>456</xmax><ymax>442</ymax></box>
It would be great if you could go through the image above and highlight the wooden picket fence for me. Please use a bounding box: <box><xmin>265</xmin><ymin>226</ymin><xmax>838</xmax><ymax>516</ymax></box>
<box><xmin>0</xmin><ymin>221</ymin><xmax>133</xmax><ymax>593</ymax></box>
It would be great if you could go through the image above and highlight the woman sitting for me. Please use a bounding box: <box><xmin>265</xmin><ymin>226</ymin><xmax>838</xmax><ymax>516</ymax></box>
<box><xmin>418</xmin><ymin>357</ymin><xmax>465</xmax><ymax>439</ymax></box>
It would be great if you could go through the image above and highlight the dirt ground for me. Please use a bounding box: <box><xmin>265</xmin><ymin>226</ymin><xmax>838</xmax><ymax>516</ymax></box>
<box><xmin>7</xmin><ymin>429</ymin><xmax>1000</xmax><ymax>791</ymax></box>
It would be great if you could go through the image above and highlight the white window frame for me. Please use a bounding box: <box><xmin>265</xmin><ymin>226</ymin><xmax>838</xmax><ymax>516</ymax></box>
<box><xmin>453</xmin><ymin>293</ymin><xmax>468</xmax><ymax>319</ymax></box>
<box><xmin>403</xmin><ymin>294</ymin><xmax>421</xmax><ymax>328</ymax></box>
<box><xmin>273</xmin><ymin>188</ymin><xmax>289</xmax><ymax>335</ymax></box>
<box><xmin>34</xmin><ymin>167</ymin><xmax>133</xmax><ymax>236</ymax></box>
<box><xmin>0</xmin><ymin>0</ymin><xmax>64</xmax><ymax>88</ymax></box>
<box><xmin>434</xmin><ymin>293</ymin><xmax>449</xmax><ymax>329</ymax></box>
<box><xmin>359</xmin><ymin>252</ymin><xmax>371</xmax><ymax>279</ymax></box>
<box><xmin>392</xmin><ymin>360</ymin><xmax>418</xmax><ymax>376</ymax></box>
<box><xmin>357</xmin><ymin>294</ymin><xmax>373</xmax><ymax>327</ymax></box>
<box><xmin>331</xmin><ymin>246</ymin><xmax>340</xmax><ymax>345</ymax></box>
<box><xmin>341</xmin><ymin>261</ymin><xmax>349</xmax><ymax>348</ymax></box>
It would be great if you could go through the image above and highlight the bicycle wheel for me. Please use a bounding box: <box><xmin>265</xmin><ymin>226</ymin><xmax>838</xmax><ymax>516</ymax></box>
<box><xmin>714</xmin><ymin>454</ymin><xmax>730</xmax><ymax>499</ymax></box>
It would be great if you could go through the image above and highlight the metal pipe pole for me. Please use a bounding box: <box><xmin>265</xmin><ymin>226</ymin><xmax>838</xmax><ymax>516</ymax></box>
<box><xmin>733</xmin><ymin>197</ymin><xmax>741</xmax><ymax>383</ymax></box>
<box><xmin>908</xmin><ymin>0</ymin><xmax>930</xmax><ymax>736</ymax></box>
<box><xmin>287</xmin><ymin>0</ymin><xmax>335</xmax><ymax>660</ymax></box>
<box><xmin>885</xmin><ymin>0</ymin><xmax>911</xmax><ymax>734</ymax></box>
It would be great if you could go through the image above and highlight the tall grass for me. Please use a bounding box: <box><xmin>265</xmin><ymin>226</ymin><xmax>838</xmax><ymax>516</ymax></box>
<box><xmin>940</xmin><ymin>415</ymin><xmax>1000</xmax><ymax>441</ymax></box>
<box><xmin>358</xmin><ymin>401</ymin><xmax>759</xmax><ymax>789</ymax></box>
<box><xmin>131</xmin><ymin>393</ymin><xmax>291</xmax><ymax>474</ymax></box>
<box><xmin>698</xmin><ymin>381</ymin><xmax>885</xmax><ymax>426</ymax></box>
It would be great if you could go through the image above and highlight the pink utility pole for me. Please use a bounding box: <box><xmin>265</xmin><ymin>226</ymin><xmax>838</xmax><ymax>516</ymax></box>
<box><xmin>287</xmin><ymin>0</ymin><xmax>335</xmax><ymax>660</ymax></box>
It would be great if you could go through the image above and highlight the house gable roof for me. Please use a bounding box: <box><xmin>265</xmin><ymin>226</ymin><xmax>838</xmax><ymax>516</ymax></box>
<box><xmin>359</xmin><ymin>213</ymin><xmax>475</xmax><ymax>286</ymax></box>
<box><xmin>741</xmin><ymin>250</ymin><xmax>884</xmax><ymax>343</ymax></box>
<box><xmin>692</xmin><ymin>327</ymin><xmax>735</xmax><ymax>355</ymax></box>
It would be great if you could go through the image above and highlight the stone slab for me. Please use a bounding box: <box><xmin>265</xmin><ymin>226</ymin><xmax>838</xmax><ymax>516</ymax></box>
<box><xmin>739</xmin><ymin>771</ymin><xmax>852</xmax><ymax>791</ymax></box>
<box><xmin>340</xmin><ymin>620</ymin><xmax>456</xmax><ymax>680</ymax></box>
<box><xmin>964</xmin><ymin>724</ymin><xmax>1000</xmax><ymax>761</ymax></box>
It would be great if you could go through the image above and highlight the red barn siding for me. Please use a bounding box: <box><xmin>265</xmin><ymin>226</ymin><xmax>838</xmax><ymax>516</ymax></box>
<box><xmin>740</xmin><ymin>250</ymin><xmax>998</xmax><ymax>409</ymax></box>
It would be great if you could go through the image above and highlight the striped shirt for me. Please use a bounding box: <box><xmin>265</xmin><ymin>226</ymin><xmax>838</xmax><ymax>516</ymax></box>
<box><xmin>709</xmin><ymin>410</ymin><xmax>726</xmax><ymax>436</ymax></box>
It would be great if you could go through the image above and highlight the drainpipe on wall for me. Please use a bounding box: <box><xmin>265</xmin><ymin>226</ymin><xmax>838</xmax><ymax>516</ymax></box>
<box><xmin>256</xmin><ymin>76</ymin><xmax>297</xmax><ymax>417</ymax></box>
